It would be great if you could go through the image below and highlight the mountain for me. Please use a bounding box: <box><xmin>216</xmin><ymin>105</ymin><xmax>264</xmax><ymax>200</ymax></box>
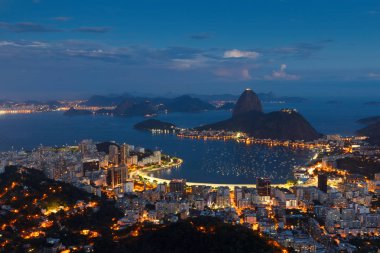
<box><xmin>84</xmin><ymin>94</ymin><xmax>134</xmax><ymax>106</ymax></box>
<box><xmin>114</xmin><ymin>100</ymin><xmax>158</xmax><ymax>116</ymax></box>
<box><xmin>63</xmin><ymin>107</ymin><xmax>93</xmax><ymax>116</ymax></box>
<box><xmin>357</xmin><ymin>118</ymin><xmax>380</xmax><ymax>145</ymax></box>
<box><xmin>134</xmin><ymin>119</ymin><xmax>176</xmax><ymax>131</ymax></box>
<box><xmin>232</xmin><ymin>89</ymin><xmax>263</xmax><ymax>117</ymax></box>
<box><xmin>218</xmin><ymin>102</ymin><xmax>235</xmax><ymax>110</ymax></box>
<box><xmin>96</xmin><ymin>141</ymin><xmax>119</xmax><ymax>154</ymax></box>
<box><xmin>113</xmin><ymin>95</ymin><xmax>214</xmax><ymax>116</ymax></box>
<box><xmin>164</xmin><ymin>95</ymin><xmax>215</xmax><ymax>112</ymax></box>
<box><xmin>189</xmin><ymin>92</ymin><xmax>306</xmax><ymax>103</ymax></box>
<box><xmin>197</xmin><ymin>89</ymin><xmax>321</xmax><ymax>141</ymax></box>
<box><xmin>105</xmin><ymin>216</ymin><xmax>280</xmax><ymax>253</ymax></box>
<box><xmin>357</xmin><ymin>116</ymin><xmax>380</xmax><ymax>125</ymax></box>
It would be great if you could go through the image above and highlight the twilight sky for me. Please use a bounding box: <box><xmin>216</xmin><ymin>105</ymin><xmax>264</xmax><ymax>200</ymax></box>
<box><xmin>1</xmin><ymin>0</ymin><xmax>380</xmax><ymax>99</ymax></box>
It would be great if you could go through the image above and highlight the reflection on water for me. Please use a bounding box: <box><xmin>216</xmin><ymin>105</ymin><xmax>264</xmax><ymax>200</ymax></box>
<box><xmin>151</xmin><ymin>140</ymin><xmax>311</xmax><ymax>184</ymax></box>
<box><xmin>0</xmin><ymin>97</ymin><xmax>378</xmax><ymax>184</ymax></box>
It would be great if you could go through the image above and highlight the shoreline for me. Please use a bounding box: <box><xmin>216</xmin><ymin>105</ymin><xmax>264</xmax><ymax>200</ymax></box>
<box><xmin>132</xmin><ymin>157</ymin><xmax>316</xmax><ymax>190</ymax></box>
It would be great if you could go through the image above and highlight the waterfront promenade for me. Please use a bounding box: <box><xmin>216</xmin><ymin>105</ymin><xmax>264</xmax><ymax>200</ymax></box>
<box><xmin>134</xmin><ymin>169</ymin><xmax>311</xmax><ymax>190</ymax></box>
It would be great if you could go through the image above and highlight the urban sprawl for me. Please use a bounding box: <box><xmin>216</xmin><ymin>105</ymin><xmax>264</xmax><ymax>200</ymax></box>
<box><xmin>1</xmin><ymin>134</ymin><xmax>380</xmax><ymax>252</ymax></box>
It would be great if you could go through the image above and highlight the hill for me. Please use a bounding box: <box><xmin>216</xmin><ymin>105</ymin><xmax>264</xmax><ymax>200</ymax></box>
<box><xmin>95</xmin><ymin>217</ymin><xmax>280</xmax><ymax>253</ymax></box>
<box><xmin>232</xmin><ymin>88</ymin><xmax>262</xmax><ymax>117</ymax></box>
<box><xmin>164</xmin><ymin>95</ymin><xmax>215</xmax><ymax>113</ymax></box>
<box><xmin>197</xmin><ymin>89</ymin><xmax>321</xmax><ymax>141</ymax></box>
<box><xmin>134</xmin><ymin>119</ymin><xmax>176</xmax><ymax>131</ymax></box>
<box><xmin>113</xmin><ymin>95</ymin><xmax>214</xmax><ymax>116</ymax></box>
<box><xmin>0</xmin><ymin>166</ymin><xmax>279</xmax><ymax>253</ymax></box>
<box><xmin>357</xmin><ymin>116</ymin><xmax>380</xmax><ymax>126</ymax></box>
<box><xmin>63</xmin><ymin>107</ymin><xmax>93</xmax><ymax>116</ymax></box>
<box><xmin>199</xmin><ymin>110</ymin><xmax>321</xmax><ymax>141</ymax></box>
<box><xmin>357</xmin><ymin>121</ymin><xmax>380</xmax><ymax>145</ymax></box>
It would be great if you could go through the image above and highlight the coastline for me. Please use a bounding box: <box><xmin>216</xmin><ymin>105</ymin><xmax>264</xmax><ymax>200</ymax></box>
<box><xmin>132</xmin><ymin>157</ymin><xmax>315</xmax><ymax>190</ymax></box>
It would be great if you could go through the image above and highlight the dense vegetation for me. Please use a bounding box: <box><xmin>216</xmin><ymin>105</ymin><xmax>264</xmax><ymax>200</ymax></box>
<box><xmin>337</xmin><ymin>157</ymin><xmax>380</xmax><ymax>179</ymax></box>
<box><xmin>94</xmin><ymin>217</ymin><xmax>280</xmax><ymax>253</ymax></box>
<box><xmin>134</xmin><ymin>119</ymin><xmax>176</xmax><ymax>131</ymax></box>
<box><xmin>1</xmin><ymin>166</ymin><xmax>278</xmax><ymax>252</ymax></box>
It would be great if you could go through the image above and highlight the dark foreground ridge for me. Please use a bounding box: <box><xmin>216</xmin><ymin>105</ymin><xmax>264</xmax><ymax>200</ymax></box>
<box><xmin>0</xmin><ymin>166</ymin><xmax>279</xmax><ymax>253</ymax></box>
<box><xmin>198</xmin><ymin>89</ymin><xmax>321</xmax><ymax>141</ymax></box>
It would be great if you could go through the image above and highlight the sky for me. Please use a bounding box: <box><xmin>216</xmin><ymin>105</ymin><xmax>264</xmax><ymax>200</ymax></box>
<box><xmin>0</xmin><ymin>0</ymin><xmax>380</xmax><ymax>100</ymax></box>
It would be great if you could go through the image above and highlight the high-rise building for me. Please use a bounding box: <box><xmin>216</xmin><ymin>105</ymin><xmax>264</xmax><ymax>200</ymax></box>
<box><xmin>169</xmin><ymin>179</ymin><xmax>186</xmax><ymax>193</ymax></box>
<box><xmin>78</xmin><ymin>139</ymin><xmax>94</xmax><ymax>158</ymax></box>
<box><xmin>82</xmin><ymin>159</ymin><xmax>100</xmax><ymax>176</ymax></box>
<box><xmin>318</xmin><ymin>174</ymin><xmax>328</xmax><ymax>193</ymax></box>
<box><xmin>120</xmin><ymin>143</ymin><xmax>129</xmax><ymax>166</ymax></box>
<box><xmin>153</xmin><ymin>150</ymin><xmax>161</xmax><ymax>165</ymax></box>
<box><xmin>109</xmin><ymin>145</ymin><xmax>119</xmax><ymax>165</ymax></box>
<box><xmin>257</xmin><ymin>177</ymin><xmax>271</xmax><ymax>196</ymax></box>
<box><xmin>107</xmin><ymin>165</ymin><xmax>128</xmax><ymax>189</ymax></box>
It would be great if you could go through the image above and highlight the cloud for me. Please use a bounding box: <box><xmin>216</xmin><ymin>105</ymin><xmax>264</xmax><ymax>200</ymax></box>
<box><xmin>368</xmin><ymin>72</ymin><xmax>380</xmax><ymax>80</ymax></box>
<box><xmin>73</xmin><ymin>26</ymin><xmax>110</xmax><ymax>33</ymax></box>
<box><xmin>169</xmin><ymin>54</ymin><xmax>210</xmax><ymax>70</ymax></box>
<box><xmin>0</xmin><ymin>39</ymin><xmax>311</xmax><ymax>82</ymax></box>
<box><xmin>0</xmin><ymin>22</ymin><xmax>60</xmax><ymax>33</ymax></box>
<box><xmin>241</xmin><ymin>69</ymin><xmax>252</xmax><ymax>80</ymax></box>
<box><xmin>0</xmin><ymin>40</ymin><xmax>49</xmax><ymax>48</ymax></box>
<box><xmin>271</xmin><ymin>42</ymin><xmax>325</xmax><ymax>59</ymax></box>
<box><xmin>264</xmin><ymin>64</ymin><xmax>300</xmax><ymax>80</ymax></box>
<box><xmin>189</xmin><ymin>32</ymin><xmax>214</xmax><ymax>40</ymax></box>
<box><xmin>51</xmin><ymin>16</ymin><xmax>72</xmax><ymax>21</ymax></box>
<box><xmin>223</xmin><ymin>49</ymin><xmax>260</xmax><ymax>59</ymax></box>
<box><xmin>214</xmin><ymin>68</ymin><xmax>254</xmax><ymax>81</ymax></box>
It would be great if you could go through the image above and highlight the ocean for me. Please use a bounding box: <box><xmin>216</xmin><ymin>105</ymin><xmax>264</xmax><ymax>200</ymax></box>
<box><xmin>0</xmin><ymin>97</ymin><xmax>378</xmax><ymax>183</ymax></box>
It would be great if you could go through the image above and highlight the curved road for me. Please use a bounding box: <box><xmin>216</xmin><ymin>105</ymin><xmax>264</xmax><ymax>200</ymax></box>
<box><xmin>132</xmin><ymin>169</ymin><xmax>314</xmax><ymax>190</ymax></box>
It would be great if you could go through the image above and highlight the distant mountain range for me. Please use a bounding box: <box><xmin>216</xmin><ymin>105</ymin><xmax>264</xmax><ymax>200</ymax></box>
<box><xmin>111</xmin><ymin>95</ymin><xmax>215</xmax><ymax>116</ymax></box>
<box><xmin>189</xmin><ymin>92</ymin><xmax>307</xmax><ymax>103</ymax></box>
<box><xmin>75</xmin><ymin>91</ymin><xmax>307</xmax><ymax>117</ymax></box>
<box><xmin>83</xmin><ymin>92</ymin><xmax>307</xmax><ymax>108</ymax></box>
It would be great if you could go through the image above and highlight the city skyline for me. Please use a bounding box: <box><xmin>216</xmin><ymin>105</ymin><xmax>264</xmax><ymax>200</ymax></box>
<box><xmin>1</xmin><ymin>2</ymin><xmax>380</xmax><ymax>252</ymax></box>
<box><xmin>1</xmin><ymin>0</ymin><xmax>380</xmax><ymax>99</ymax></box>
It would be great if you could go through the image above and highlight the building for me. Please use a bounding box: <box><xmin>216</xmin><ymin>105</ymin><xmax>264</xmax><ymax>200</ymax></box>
<box><xmin>257</xmin><ymin>177</ymin><xmax>271</xmax><ymax>196</ymax></box>
<box><xmin>82</xmin><ymin>159</ymin><xmax>100</xmax><ymax>176</ymax></box>
<box><xmin>109</xmin><ymin>145</ymin><xmax>119</xmax><ymax>165</ymax></box>
<box><xmin>216</xmin><ymin>187</ymin><xmax>231</xmax><ymax>208</ymax></box>
<box><xmin>169</xmin><ymin>179</ymin><xmax>186</xmax><ymax>194</ymax></box>
<box><xmin>120</xmin><ymin>144</ymin><xmax>129</xmax><ymax>166</ymax></box>
<box><xmin>78</xmin><ymin>139</ymin><xmax>95</xmax><ymax>158</ymax></box>
<box><xmin>107</xmin><ymin>165</ymin><xmax>128</xmax><ymax>188</ymax></box>
<box><xmin>318</xmin><ymin>174</ymin><xmax>328</xmax><ymax>193</ymax></box>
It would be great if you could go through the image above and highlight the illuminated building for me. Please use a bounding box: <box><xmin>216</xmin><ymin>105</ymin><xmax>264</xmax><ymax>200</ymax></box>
<box><xmin>257</xmin><ymin>177</ymin><xmax>271</xmax><ymax>196</ymax></box>
<box><xmin>120</xmin><ymin>143</ymin><xmax>129</xmax><ymax>166</ymax></box>
<box><xmin>169</xmin><ymin>179</ymin><xmax>186</xmax><ymax>194</ymax></box>
<box><xmin>82</xmin><ymin>159</ymin><xmax>100</xmax><ymax>176</ymax></box>
<box><xmin>318</xmin><ymin>174</ymin><xmax>328</xmax><ymax>193</ymax></box>
<box><xmin>107</xmin><ymin>165</ymin><xmax>128</xmax><ymax>189</ymax></box>
<box><xmin>109</xmin><ymin>145</ymin><xmax>119</xmax><ymax>165</ymax></box>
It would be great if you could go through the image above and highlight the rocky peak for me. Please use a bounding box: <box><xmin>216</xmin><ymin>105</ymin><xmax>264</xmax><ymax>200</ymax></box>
<box><xmin>232</xmin><ymin>88</ymin><xmax>263</xmax><ymax>117</ymax></box>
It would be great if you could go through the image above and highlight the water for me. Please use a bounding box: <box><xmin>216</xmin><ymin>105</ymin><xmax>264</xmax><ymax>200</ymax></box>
<box><xmin>0</xmin><ymin>97</ymin><xmax>378</xmax><ymax>183</ymax></box>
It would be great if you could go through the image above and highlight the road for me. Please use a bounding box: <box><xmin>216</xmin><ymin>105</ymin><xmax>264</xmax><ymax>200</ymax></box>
<box><xmin>132</xmin><ymin>169</ymin><xmax>308</xmax><ymax>190</ymax></box>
